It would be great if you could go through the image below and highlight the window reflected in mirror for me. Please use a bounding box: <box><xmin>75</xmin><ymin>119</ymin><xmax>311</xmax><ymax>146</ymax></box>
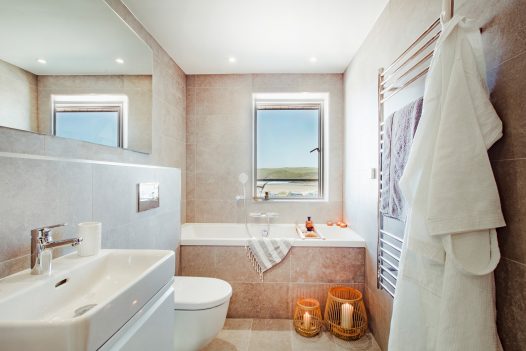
<box><xmin>53</xmin><ymin>95</ymin><xmax>127</xmax><ymax>148</ymax></box>
<box><xmin>0</xmin><ymin>0</ymin><xmax>153</xmax><ymax>153</ymax></box>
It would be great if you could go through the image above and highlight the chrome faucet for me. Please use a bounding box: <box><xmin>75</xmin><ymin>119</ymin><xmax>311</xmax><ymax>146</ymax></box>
<box><xmin>30</xmin><ymin>223</ymin><xmax>82</xmax><ymax>275</ymax></box>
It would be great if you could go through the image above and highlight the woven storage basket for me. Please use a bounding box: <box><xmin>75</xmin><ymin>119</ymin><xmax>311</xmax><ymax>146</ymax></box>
<box><xmin>293</xmin><ymin>298</ymin><xmax>323</xmax><ymax>337</ymax></box>
<box><xmin>324</xmin><ymin>287</ymin><xmax>367</xmax><ymax>340</ymax></box>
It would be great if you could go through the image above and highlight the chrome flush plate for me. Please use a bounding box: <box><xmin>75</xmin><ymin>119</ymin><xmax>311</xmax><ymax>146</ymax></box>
<box><xmin>137</xmin><ymin>182</ymin><xmax>160</xmax><ymax>212</ymax></box>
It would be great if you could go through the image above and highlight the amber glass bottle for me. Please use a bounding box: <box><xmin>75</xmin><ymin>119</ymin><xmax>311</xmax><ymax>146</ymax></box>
<box><xmin>305</xmin><ymin>217</ymin><xmax>315</xmax><ymax>232</ymax></box>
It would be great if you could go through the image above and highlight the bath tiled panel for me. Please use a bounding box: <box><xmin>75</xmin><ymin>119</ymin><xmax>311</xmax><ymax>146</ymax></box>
<box><xmin>343</xmin><ymin>0</ymin><xmax>526</xmax><ymax>348</ymax></box>
<box><xmin>228</xmin><ymin>282</ymin><xmax>290</xmax><ymax>319</ymax></box>
<box><xmin>215</xmin><ymin>246</ymin><xmax>265</xmax><ymax>282</ymax></box>
<box><xmin>227</xmin><ymin>282</ymin><xmax>260</xmax><ymax>318</ymax></box>
<box><xmin>186</xmin><ymin>74</ymin><xmax>344</xmax><ymax>225</ymax></box>
<box><xmin>180</xmin><ymin>245</ymin><xmax>217</xmax><ymax>277</ymax></box>
<box><xmin>290</xmin><ymin>247</ymin><xmax>365</xmax><ymax>283</ymax></box>
<box><xmin>181</xmin><ymin>246</ymin><xmax>365</xmax><ymax>319</ymax></box>
<box><xmin>0</xmin><ymin>154</ymin><xmax>181</xmax><ymax>278</ymax></box>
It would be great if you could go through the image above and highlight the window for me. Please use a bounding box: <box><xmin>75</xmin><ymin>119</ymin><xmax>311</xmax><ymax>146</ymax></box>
<box><xmin>52</xmin><ymin>95</ymin><xmax>127</xmax><ymax>148</ymax></box>
<box><xmin>254</xmin><ymin>97</ymin><xmax>325</xmax><ymax>200</ymax></box>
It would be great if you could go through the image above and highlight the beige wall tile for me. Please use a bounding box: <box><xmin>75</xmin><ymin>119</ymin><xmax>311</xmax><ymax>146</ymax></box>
<box><xmin>186</xmin><ymin>74</ymin><xmax>344</xmax><ymax>224</ymax></box>
<box><xmin>290</xmin><ymin>247</ymin><xmax>365</xmax><ymax>284</ymax></box>
<box><xmin>0</xmin><ymin>128</ymin><xmax>45</xmax><ymax>155</ymax></box>
<box><xmin>495</xmin><ymin>258</ymin><xmax>526</xmax><ymax>351</ymax></box>
<box><xmin>489</xmin><ymin>53</ymin><xmax>526</xmax><ymax>161</ymax></box>
<box><xmin>0</xmin><ymin>157</ymin><xmax>92</xmax><ymax>263</ymax></box>
<box><xmin>0</xmin><ymin>60</ymin><xmax>38</xmax><ymax>132</ymax></box>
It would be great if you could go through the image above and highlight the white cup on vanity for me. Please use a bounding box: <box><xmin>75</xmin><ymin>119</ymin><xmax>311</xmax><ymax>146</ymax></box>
<box><xmin>77</xmin><ymin>222</ymin><xmax>102</xmax><ymax>257</ymax></box>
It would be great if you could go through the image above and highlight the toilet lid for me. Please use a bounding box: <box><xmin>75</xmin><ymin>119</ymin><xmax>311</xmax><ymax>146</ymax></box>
<box><xmin>172</xmin><ymin>276</ymin><xmax>232</xmax><ymax>310</ymax></box>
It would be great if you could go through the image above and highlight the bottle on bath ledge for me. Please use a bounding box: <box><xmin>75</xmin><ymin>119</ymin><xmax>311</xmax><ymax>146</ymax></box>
<box><xmin>305</xmin><ymin>217</ymin><xmax>315</xmax><ymax>232</ymax></box>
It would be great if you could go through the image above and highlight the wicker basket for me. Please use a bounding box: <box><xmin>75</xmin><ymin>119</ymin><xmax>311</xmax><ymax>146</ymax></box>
<box><xmin>324</xmin><ymin>287</ymin><xmax>367</xmax><ymax>341</ymax></box>
<box><xmin>293</xmin><ymin>298</ymin><xmax>323</xmax><ymax>337</ymax></box>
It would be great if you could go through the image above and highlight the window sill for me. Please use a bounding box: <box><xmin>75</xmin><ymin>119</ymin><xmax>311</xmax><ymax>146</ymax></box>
<box><xmin>252</xmin><ymin>197</ymin><xmax>328</xmax><ymax>203</ymax></box>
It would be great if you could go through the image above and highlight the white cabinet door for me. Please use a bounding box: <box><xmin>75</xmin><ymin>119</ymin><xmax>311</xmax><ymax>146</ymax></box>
<box><xmin>100</xmin><ymin>280</ymin><xmax>175</xmax><ymax>351</ymax></box>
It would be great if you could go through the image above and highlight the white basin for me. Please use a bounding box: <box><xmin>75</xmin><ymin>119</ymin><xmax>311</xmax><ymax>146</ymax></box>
<box><xmin>0</xmin><ymin>249</ymin><xmax>175</xmax><ymax>351</ymax></box>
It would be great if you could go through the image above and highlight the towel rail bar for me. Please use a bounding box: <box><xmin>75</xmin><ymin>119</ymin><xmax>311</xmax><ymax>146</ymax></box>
<box><xmin>379</xmin><ymin>273</ymin><xmax>397</xmax><ymax>288</ymax></box>
<box><xmin>380</xmin><ymin>49</ymin><xmax>436</xmax><ymax>94</ymax></box>
<box><xmin>377</xmin><ymin>11</ymin><xmax>445</xmax><ymax>297</ymax></box>
<box><xmin>381</xmin><ymin>67</ymin><xmax>430</xmax><ymax>103</ymax></box>
<box><xmin>380</xmin><ymin>246</ymin><xmax>401</xmax><ymax>262</ymax></box>
<box><xmin>379</xmin><ymin>256</ymin><xmax>399</xmax><ymax>271</ymax></box>
<box><xmin>381</xmin><ymin>18</ymin><xmax>440</xmax><ymax>76</ymax></box>
<box><xmin>380</xmin><ymin>238</ymin><xmax>402</xmax><ymax>252</ymax></box>
<box><xmin>380</xmin><ymin>229</ymin><xmax>403</xmax><ymax>243</ymax></box>
<box><xmin>379</xmin><ymin>281</ymin><xmax>396</xmax><ymax>298</ymax></box>
<box><xmin>380</xmin><ymin>266</ymin><xmax>398</xmax><ymax>280</ymax></box>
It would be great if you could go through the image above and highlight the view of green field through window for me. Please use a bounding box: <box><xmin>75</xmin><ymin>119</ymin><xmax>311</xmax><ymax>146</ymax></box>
<box><xmin>256</xmin><ymin>108</ymin><xmax>320</xmax><ymax>198</ymax></box>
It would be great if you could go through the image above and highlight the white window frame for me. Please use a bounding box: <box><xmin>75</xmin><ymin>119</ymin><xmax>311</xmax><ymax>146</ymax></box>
<box><xmin>252</xmin><ymin>93</ymin><xmax>329</xmax><ymax>201</ymax></box>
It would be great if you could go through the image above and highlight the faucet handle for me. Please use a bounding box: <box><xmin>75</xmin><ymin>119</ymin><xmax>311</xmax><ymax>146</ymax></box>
<box><xmin>31</xmin><ymin>223</ymin><xmax>68</xmax><ymax>238</ymax></box>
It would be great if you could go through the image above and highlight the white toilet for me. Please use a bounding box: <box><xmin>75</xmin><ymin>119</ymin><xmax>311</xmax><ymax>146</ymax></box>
<box><xmin>172</xmin><ymin>276</ymin><xmax>232</xmax><ymax>351</ymax></box>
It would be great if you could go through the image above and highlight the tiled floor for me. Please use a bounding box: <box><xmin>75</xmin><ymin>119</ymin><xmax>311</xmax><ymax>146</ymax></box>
<box><xmin>202</xmin><ymin>319</ymin><xmax>382</xmax><ymax>351</ymax></box>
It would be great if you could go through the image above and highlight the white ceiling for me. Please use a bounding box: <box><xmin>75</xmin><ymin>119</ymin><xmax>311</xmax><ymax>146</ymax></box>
<box><xmin>122</xmin><ymin>0</ymin><xmax>388</xmax><ymax>74</ymax></box>
<box><xmin>0</xmin><ymin>0</ymin><xmax>152</xmax><ymax>75</ymax></box>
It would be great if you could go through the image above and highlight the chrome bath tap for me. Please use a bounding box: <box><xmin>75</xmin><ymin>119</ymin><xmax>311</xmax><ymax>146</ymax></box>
<box><xmin>30</xmin><ymin>223</ymin><xmax>82</xmax><ymax>275</ymax></box>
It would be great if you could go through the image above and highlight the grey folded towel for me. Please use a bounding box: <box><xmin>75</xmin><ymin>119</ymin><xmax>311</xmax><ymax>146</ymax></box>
<box><xmin>381</xmin><ymin>97</ymin><xmax>423</xmax><ymax>220</ymax></box>
<box><xmin>246</xmin><ymin>238</ymin><xmax>292</xmax><ymax>281</ymax></box>
<box><xmin>380</xmin><ymin>113</ymin><xmax>394</xmax><ymax>214</ymax></box>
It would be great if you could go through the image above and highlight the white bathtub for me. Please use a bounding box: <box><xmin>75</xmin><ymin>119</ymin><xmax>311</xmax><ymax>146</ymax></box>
<box><xmin>181</xmin><ymin>223</ymin><xmax>366</xmax><ymax>247</ymax></box>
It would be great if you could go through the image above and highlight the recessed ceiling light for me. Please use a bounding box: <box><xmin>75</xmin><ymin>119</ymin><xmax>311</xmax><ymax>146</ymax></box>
<box><xmin>37</xmin><ymin>58</ymin><xmax>47</xmax><ymax>64</ymax></box>
<box><xmin>309</xmin><ymin>57</ymin><xmax>318</xmax><ymax>63</ymax></box>
<box><xmin>228</xmin><ymin>57</ymin><xmax>237</xmax><ymax>63</ymax></box>
<box><xmin>115</xmin><ymin>58</ymin><xmax>124</xmax><ymax>64</ymax></box>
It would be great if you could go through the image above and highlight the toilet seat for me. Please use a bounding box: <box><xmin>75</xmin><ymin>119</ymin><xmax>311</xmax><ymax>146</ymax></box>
<box><xmin>172</xmin><ymin>276</ymin><xmax>232</xmax><ymax>310</ymax></box>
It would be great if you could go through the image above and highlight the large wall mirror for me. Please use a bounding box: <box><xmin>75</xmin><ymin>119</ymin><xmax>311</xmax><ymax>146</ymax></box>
<box><xmin>0</xmin><ymin>0</ymin><xmax>153</xmax><ymax>154</ymax></box>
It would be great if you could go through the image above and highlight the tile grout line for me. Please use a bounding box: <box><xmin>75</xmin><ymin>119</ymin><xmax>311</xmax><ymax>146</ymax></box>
<box><xmin>501</xmin><ymin>256</ymin><xmax>526</xmax><ymax>268</ymax></box>
<box><xmin>490</xmin><ymin>157</ymin><xmax>526</xmax><ymax>162</ymax></box>
<box><xmin>247</xmin><ymin>318</ymin><xmax>253</xmax><ymax>351</ymax></box>
<box><xmin>491</xmin><ymin>50</ymin><xmax>526</xmax><ymax>72</ymax></box>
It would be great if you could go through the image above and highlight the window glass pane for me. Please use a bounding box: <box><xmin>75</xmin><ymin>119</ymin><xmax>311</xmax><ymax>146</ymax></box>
<box><xmin>55</xmin><ymin>111</ymin><xmax>119</xmax><ymax>147</ymax></box>
<box><xmin>257</xmin><ymin>108</ymin><xmax>320</xmax><ymax>198</ymax></box>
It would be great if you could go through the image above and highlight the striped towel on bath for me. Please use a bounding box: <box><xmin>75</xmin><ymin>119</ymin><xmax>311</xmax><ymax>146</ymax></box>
<box><xmin>246</xmin><ymin>238</ymin><xmax>292</xmax><ymax>281</ymax></box>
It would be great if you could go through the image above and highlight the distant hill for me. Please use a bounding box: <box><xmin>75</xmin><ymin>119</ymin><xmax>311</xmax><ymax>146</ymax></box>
<box><xmin>257</xmin><ymin>167</ymin><xmax>318</xmax><ymax>180</ymax></box>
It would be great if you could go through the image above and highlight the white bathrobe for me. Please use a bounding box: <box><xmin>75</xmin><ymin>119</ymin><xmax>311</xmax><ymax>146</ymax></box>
<box><xmin>388</xmin><ymin>16</ymin><xmax>505</xmax><ymax>351</ymax></box>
